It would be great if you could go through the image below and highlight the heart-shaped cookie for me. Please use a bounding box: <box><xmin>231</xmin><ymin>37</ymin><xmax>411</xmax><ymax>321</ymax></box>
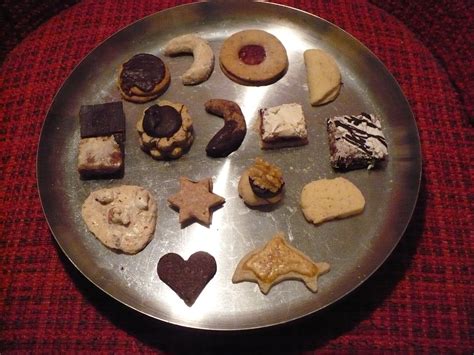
<box><xmin>157</xmin><ymin>251</ymin><xmax>217</xmax><ymax>306</ymax></box>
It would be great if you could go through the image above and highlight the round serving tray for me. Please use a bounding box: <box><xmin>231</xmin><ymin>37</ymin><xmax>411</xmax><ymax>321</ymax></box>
<box><xmin>37</xmin><ymin>2</ymin><xmax>421</xmax><ymax>330</ymax></box>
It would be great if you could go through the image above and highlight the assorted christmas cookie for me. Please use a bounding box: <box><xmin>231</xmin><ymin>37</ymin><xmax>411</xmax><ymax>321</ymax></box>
<box><xmin>204</xmin><ymin>98</ymin><xmax>247</xmax><ymax>157</ymax></box>
<box><xmin>137</xmin><ymin>100</ymin><xmax>194</xmax><ymax>160</ymax></box>
<box><xmin>77</xmin><ymin>101</ymin><xmax>125</xmax><ymax>179</ymax></box>
<box><xmin>300</xmin><ymin>177</ymin><xmax>365</xmax><ymax>225</ymax></box>
<box><xmin>304</xmin><ymin>49</ymin><xmax>342</xmax><ymax>106</ymax></box>
<box><xmin>167</xmin><ymin>177</ymin><xmax>225</xmax><ymax>226</ymax></box>
<box><xmin>220</xmin><ymin>29</ymin><xmax>288</xmax><ymax>86</ymax></box>
<box><xmin>259</xmin><ymin>103</ymin><xmax>308</xmax><ymax>149</ymax></box>
<box><xmin>232</xmin><ymin>232</ymin><xmax>330</xmax><ymax>294</ymax></box>
<box><xmin>327</xmin><ymin>112</ymin><xmax>388</xmax><ymax>170</ymax></box>
<box><xmin>157</xmin><ymin>251</ymin><xmax>217</xmax><ymax>306</ymax></box>
<box><xmin>81</xmin><ymin>185</ymin><xmax>157</xmax><ymax>254</ymax></box>
<box><xmin>163</xmin><ymin>34</ymin><xmax>215</xmax><ymax>85</ymax></box>
<box><xmin>238</xmin><ymin>157</ymin><xmax>285</xmax><ymax>207</ymax></box>
<box><xmin>118</xmin><ymin>53</ymin><xmax>170</xmax><ymax>103</ymax></box>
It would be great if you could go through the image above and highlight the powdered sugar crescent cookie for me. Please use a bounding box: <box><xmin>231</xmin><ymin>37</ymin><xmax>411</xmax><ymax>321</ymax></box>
<box><xmin>137</xmin><ymin>100</ymin><xmax>194</xmax><ymax>160</ymax></box>
<box><xmin>300</xmin><ymin>177</ymin><xmax>365</xmax><ymax>225</ymax></box>
<box><xmin>118</xmin><ymin>53</ymin><xmax>170</xmax><ymax>103</ymax></box>
<box><xmin>304</xmin><ymin>49</ymin><xmax>341</xmax><ymax>106</ymax></box>
<box><xmin>164</xmin><ymin>34</ymin><xmax>215</xmax><ymax>85</ymax></box>
<box><xmin>220</xmin><ymin>29</ymin><xmax>288</xmax><ymax>86</ymax></box>
<box><xmin>232</xmin><ymin>232</ymin><xmax>330</xmax><ymax>294</ymax></box>
<box><xmin>81</xmin><ymin>185</ymin><xmax>157</xmax><ymax>254</ymax></box>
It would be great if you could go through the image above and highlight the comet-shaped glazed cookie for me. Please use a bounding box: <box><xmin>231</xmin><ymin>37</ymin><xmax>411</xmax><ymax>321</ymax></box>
<box><xmin>164</xmin><ymin>34</ymin><xmax>215</xmax><ymax>85</ymax></box>
<box><xmin>232</xmin><ymin>232</ymin><xmax>330</xmax><ymax>294</ymax></box>
<box><xmin>205</xmin><ymin>99</ymin><xmax>246</xmax><ymax>157</ymax></box>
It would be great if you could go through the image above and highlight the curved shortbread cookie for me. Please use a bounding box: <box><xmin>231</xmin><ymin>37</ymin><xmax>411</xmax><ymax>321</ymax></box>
<box><xmin>81</xmin><ymin>185</ymin><xmax>157</xmax><ymax>254</ymax></box>
<box><xmin>300</xmin><ymin>177</ymin><xmax>365</xmax><ymax>225</ymax></box>
<box><xmin>304</xmin><ymin>49</ymin><xmax>341</xmax><ymax>106</ymax></box>
<box><xmin>164</xmin><ymin>34</ymin><xmax>214</xmax><ymax>85</ymax></box>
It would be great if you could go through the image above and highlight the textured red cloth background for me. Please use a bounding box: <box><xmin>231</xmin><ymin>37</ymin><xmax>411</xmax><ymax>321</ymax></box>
<box><xmin>1</xmin><ymin>0</ymin><xmax>472</xmax><ymax>353</ymax></box>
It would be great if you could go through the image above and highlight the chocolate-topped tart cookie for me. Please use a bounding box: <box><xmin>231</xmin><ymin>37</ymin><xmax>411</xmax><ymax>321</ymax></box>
<box><xmin>118</xmin><ymin>53</ymin><xmax>171</xmax><ymax>103</ymax></box>
<box><xmin>137</xmin><ymin>100</ymin><xmax>194</xmax><ymax>160</ymax></box>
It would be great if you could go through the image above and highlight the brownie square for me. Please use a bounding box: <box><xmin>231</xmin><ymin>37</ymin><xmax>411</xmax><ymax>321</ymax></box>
<box><xmin>79</xmin><ymin>101</ymin><xmax>125</xmax><ymax>142</ymax></box>
<box><xmin>327</xmin><ymin>112</ymin><xmax>388</xmax><ymax>170</ymax></box>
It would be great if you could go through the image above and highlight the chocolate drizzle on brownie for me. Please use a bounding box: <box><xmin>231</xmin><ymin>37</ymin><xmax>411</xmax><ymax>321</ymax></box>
<box><xmin>120</xmin><ymin>53</ymin><xmax>166</xmax><ymax>95</ymax></box>
<box><xmin>334</xmin><ymin>113</ymin><xmax>387</xmax><ymax>154</ymax></box>
<box><xmin>143</xmin><ymin>104</ymin><xmax>182</xmax><ymax>138</ymax></box>
<box><xmin>327</xmin><ymin>112</ymin><xmax>388</xmax><ymax>170</ymax></box>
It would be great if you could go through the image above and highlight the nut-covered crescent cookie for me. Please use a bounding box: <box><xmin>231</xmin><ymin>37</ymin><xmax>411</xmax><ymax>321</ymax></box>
<box><xmin>220</xmin><ymin>29</ymin><xmax>288</xmax><ymax>86</ymax></box>
<box><xmin>164</xmin><ymin>34</ymin><xmax>215</xmax><ymax>85</ymax></box>
<box><xmin>204</xmin><ymin>99</ymin><xmax>246</xmax><ymax>157</ymax></box>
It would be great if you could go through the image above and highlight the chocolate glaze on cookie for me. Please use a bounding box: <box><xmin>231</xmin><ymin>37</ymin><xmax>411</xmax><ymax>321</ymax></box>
<box><xmin>249</xmin><ymin>177</ymin><xmax>284</xmax><ymax>198</ymax></box>
<box><xmin>143</xmin><ymin>104</ymin><xmax>182</xmax><ymax>138</ymax></box>
<box><xmin>120</xmin><ymin>53</ymin><xmax>166</xmax><ymax>95</ymax></box>
<box><xmin>204</xmin><ymin>99</ymin><xmax>247</xmax><ymax>158</ymax></box>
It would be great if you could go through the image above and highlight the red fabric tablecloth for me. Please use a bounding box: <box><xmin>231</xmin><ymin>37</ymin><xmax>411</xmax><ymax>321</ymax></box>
<box><xmin>1</xmin><ymin>0</ymin><xmax>472</xmax><ymax>352</ymax></box>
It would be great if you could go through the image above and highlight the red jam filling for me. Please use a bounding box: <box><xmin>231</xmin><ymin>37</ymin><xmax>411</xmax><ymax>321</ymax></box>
<box><xmin>238</xmin><ymin>45</ymin><xmax>266</xmax><ymax>65</ymax></box>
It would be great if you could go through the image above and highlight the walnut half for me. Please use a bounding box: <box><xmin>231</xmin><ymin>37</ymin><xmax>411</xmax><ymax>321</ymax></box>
<box><xmin>248</xmin><ymin>157</ymin><xmax>284</xmax><ymax>198</ymax></box>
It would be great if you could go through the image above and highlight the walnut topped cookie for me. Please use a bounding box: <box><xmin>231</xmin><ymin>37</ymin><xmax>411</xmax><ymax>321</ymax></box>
<box><xmin>238</xmin><ymin>157</ymin><xmax>285</xmax><ymax>207</ymax></box>
<box><xmin>219</xmin><ymin>29</ymin><xmax>288</xmax><ymax>86</ymax></box>
<box><xmin>137</xmin><ymin>100</ymin><xmax>194</xmax><ymax>160</ymax></box>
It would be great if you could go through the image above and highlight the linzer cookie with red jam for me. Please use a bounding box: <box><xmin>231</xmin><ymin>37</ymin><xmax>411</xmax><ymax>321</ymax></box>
<box><xmin>219</xmin><ymin>29</ymin><xmax>288</xmax><ymax>86</ymax></box>
<box><xmin>77</xmin><ymin>101</ymin><xmax>125</xmax><ymax>179</ymax></box>
<box><xmin>238</xmin><ymin>157</ymin><xmax>285</xmax><ymax>207</ymax></box>
<box><xmin>157</xmin><ymin>251</ymin><xmax>217</xmax><ymax>306</ymax></box>
<box><xmin>232</xmin><ymin>232</ymin><xmax>330</xmax><ymax>294</ymax></box>
<box><xmin>118</xmin><ymin>53</ymin><xmax>170</xmax><ymax>103</ymax></box>
<box><xmin>137</xmin><ymin>100</ymin><xmax>194</xmax><ymax>160</ymax></box>
<box><xmin>327</xmin><ymin>112</ymin><xmax>388</xmax><ymax>170</ymax></box>
<box><xmin>259</xmin><ymin>103</ymin><xmax>308</xmax><ymax>149</ymax></box>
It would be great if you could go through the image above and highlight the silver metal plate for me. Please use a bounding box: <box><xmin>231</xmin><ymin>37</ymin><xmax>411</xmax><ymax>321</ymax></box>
<box><xmin>37</xmin><ymin>2</ymin><xmax>421</xmax><ymax>330</ymax></box>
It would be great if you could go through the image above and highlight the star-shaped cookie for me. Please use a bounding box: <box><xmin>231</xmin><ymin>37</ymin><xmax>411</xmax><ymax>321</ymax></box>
<box><xmin>168</xmin><ymin>177</ymin><xmax>225</xmax><ymax>226</ymax></box>
<box><xmin>232</xmin><ymin>232</ymin><xmax>330</xmax><ymax>294</ymax></box>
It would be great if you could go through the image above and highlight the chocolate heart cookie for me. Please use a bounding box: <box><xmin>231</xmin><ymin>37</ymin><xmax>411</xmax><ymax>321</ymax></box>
<box><xmin>157</xmin><ymin>251</ymin><xmax>217</xmax><ymax>306</ymax></box>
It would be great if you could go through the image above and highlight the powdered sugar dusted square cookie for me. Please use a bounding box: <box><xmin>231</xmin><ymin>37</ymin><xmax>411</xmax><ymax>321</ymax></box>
<box><xmin>259</xmin><ymin>103</ymin><xmax>308</xmax><ymax>149</ymax></box>
<box><xmin>327</xmin><ymin>112</ymin><xmax>388</xmax><ymax>170</ymax></box>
